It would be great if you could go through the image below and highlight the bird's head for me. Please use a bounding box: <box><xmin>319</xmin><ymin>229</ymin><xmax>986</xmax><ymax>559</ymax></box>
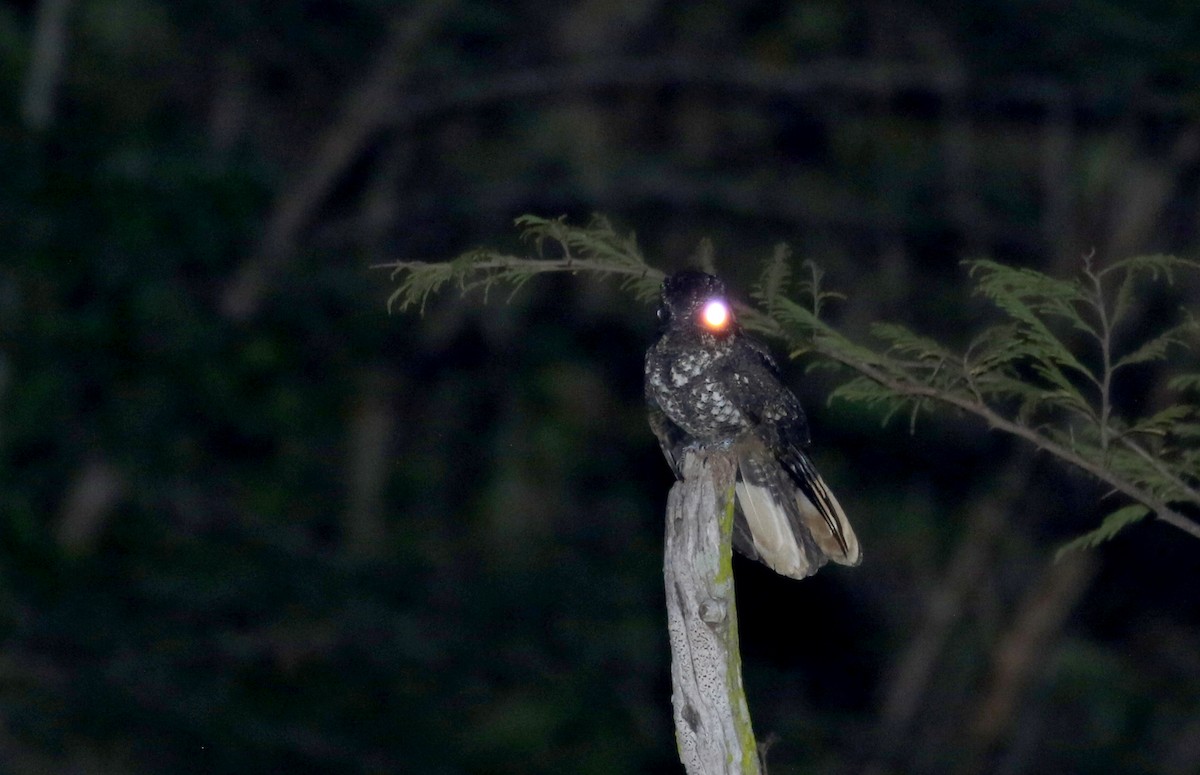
<box><xmin>657</xmin><ymin>270</ymin><xmax>737</xmax><ymax>339</ymax></box>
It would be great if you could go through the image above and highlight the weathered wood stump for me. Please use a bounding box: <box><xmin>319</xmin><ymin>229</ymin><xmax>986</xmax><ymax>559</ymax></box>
<box><xmin>664</xmin><ymin>450</ymin><xmax>761</xmax><ymax>775</ymax></box>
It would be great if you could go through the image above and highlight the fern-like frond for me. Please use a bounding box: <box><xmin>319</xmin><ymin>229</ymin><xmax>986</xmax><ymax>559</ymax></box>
<box><xmin>967</xmin><ymin>260</ymin><xmax>1100</xmax><ymax>387</ymax></box>
<box><xmin>870</xmin><ymin>323</ymin><xmax>955</xmax><ymax>363</ymax></box>
<box><xmin>1055</xmin><ymin>504</ymin><xmax>1151</xmax><ymax>560</ymax></box>
<box><xmin>1169</xmin><ymin>373</ymin><xmax>1200</xmax><ymax>393</ymax></box>
<box><xmin>381</xmin><ymin>216</ymin><xmax>664</xmax><ymax>313</ymax></box>
<box><xmin>1099</xmin><ymin>254</ymin><xmax>1196</xmax><ymax>284</ymax></box>
<box><xmin>1113</xmin><ymin>318</ymin><xmax>1198</xmax><ymax>370</ymax></box>
<box><xmin>385</xmin><ymin>251</ymin><xmax>483</xmax><ymax>313</ymax></box>
<box><xmin>770</xmin><ymin>295</ymin><xmax>876</xmax><ymax>364</ymax></box>
<box><xmin>795</xmin><ymin>259</ymin><xmax>845</xmax><ymax>321</ymax></box>
<box><xmin>1170</xmin><ymin>423</ymin><xmax>1200</xmax><ymax>440</ymax></box>
<box><xmin>969</xmin><ymin>259</ymin><xmax>1097</xmax><ymax>332</ymax></box>
<box><xmin>1123</xmin><ymin>405</ymin><xmax>1198</xmax><ymax>439</ymax></box>
<box><xmin>829</xmin><ymin>375</ymin><xmax>916</xmax><ymax>426</ymax></box>
<box><xmin>1102</xmin><ymin>255</ymin><xmax>1196</xmax><ymax>324</ymax></box>
<box><xmin>752</xmin><ymin>244</ymin><xmax>793</xmax><ymax>317</ymax></box>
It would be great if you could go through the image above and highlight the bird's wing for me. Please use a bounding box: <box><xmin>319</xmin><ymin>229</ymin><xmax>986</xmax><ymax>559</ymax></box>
<box><xmin>717</xmin><ymin>348</ymin><xmax>862</xmax><ymax>574</ymax></box>
<box><xmin>647</xmin><ymin>399</ymin><xmax>691</xmax><ymax>481</ymax></box>
<box><xmin>741</xmin><ymin>336</ymin><xmax>811</xmax><ymax>444</ymax></box>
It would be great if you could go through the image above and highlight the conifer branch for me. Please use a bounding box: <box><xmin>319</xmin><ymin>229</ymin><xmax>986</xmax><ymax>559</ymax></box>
<box><xmin>810</xmin><ymin>340</ymin><xmax>1200</xmax><ymax>543</ymax></box>
<box><xmin>381</xmin><ymin>216</ymin><xmax>1200</xmax><ymax>551</ymax></box>
<box><xmin>374</xmin><ymin>215</ymin><xmax>664</xmax><ymax>312</ymax></box>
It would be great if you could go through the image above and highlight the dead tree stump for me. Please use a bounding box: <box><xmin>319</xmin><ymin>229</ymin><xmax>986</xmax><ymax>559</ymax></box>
<box><xmin>664</xmin><ymin>450</ymin><xmax>761</xmax><ymax>775</ymax></box>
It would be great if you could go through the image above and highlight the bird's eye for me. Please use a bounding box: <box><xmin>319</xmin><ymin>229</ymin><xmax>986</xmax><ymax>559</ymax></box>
<box><xmin>700</xmin><ymin>299</ymin><xmax>731</xmax><ymax>331</ymax></box>
<box><xmin>657</xmin><ymin>305</ymin><xmax>671</xmax><ymax>324</ymax></box>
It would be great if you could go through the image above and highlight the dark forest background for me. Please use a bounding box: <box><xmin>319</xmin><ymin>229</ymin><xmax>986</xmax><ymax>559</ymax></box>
<box><xmin>3</xmin><ymin>1</ymin><xmax>1200</xmax><ymax>773</ymax></box>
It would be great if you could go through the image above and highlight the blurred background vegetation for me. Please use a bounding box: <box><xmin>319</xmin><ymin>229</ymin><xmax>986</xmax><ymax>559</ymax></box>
<box><xmin>2</xmin><ymin>1</ymin><xmax>1200</xmax><ymax>773</ymax></box>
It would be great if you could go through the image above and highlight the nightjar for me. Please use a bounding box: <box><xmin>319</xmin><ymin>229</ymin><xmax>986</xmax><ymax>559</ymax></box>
<box><xmin>645</xmin><ymin>270</ymin><xmax>861</xmax><ymax>579</ymax></box>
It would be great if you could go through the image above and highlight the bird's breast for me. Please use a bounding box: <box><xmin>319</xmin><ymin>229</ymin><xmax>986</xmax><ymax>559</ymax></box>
<box><xmin>646</xmin><ymin>341</ymin><xmax>749</xmax><ymax>441</ymax></box>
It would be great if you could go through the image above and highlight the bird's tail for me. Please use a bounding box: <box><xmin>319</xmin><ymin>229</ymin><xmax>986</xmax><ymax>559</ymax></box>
<box><xmin>733</xmin><ymin>446</ymin><xmax>861</xmax><ymax>580</ymax></box>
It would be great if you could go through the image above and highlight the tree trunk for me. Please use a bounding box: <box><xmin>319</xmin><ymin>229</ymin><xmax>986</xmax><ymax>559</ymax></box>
<box><xmin>664</xmin><ymin>450</ymin><xmax>761</xmax><ymax>775</ymax></box>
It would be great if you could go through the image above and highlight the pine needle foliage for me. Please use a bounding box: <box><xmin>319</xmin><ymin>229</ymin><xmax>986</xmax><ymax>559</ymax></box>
<box><xmin>379</xmin><ymin>214</ymin><xmax>663</xmax><ymax>313</ymax></box>
<box><xmin>378</xmin><ymin>217</ymin><xmax>1200</xmax><ymax>552</ymax></box>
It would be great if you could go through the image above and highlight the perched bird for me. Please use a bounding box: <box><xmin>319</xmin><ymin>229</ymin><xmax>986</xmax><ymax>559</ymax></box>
<box><xmin>645</xmin><ymin>270</ymin><xmax>861</xmax><ymax>579</ymax></box>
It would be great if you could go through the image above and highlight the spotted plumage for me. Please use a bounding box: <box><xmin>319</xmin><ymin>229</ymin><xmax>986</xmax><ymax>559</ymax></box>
<box><xmin>645</xmin><ymin>270</ymin><xmax>861</xmax><ymax>579</ymax></box>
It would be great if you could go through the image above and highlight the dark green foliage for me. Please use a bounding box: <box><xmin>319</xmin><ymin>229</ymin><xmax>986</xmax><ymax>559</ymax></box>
<box><xmin>384</xmin><ymin>215</ymin><xmax>663</xmax><ymax>313</ymax></box>
<box><xmin>386</xmin><ymin>220</ymin><xmax>1200</xmax><ymax>553</ymax></box>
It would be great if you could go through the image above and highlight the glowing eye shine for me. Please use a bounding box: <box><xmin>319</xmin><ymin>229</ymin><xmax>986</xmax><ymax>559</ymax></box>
<box><xmin>701</xmin><ymin>299</ymin><xmax>730</xmax><ymax>330</ymax></box>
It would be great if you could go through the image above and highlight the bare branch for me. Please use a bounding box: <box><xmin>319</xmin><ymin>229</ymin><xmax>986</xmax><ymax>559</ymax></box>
<box><xmin>969</xmin><ymin>553</ymin><xmax>1097</xmax><ymax>752</ymax></box>
<box><xmin>57</xmin><ymin>457</ymin><xmax>124</xmax><ymax>552</ymax></box>
<box><xmin>221</xmin><ymin>0</ymin><xmax>458</xmax><ymax>320</ymax></box>
<box><xmin>343</xmin><ymin>370</ymin><xmax>397</xmax><ymax>558</ymax></box>
<box><xmin>869</xmin><ymin>456</ymin><xmax>1031</xmax><ymax>769</ymax></box>
<box><xmin>21</xmin><ymin>0</ymin><xmax>75</xmax><ymax>131</ymax></box>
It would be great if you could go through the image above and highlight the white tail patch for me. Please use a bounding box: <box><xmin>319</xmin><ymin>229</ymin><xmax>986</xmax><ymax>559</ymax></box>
<box><xmin>796</xmin><ymin>474</ymin><xmax>861</xmax><ymax>566</ymax></box>
<box><xmin>735</xmin><ymin>480</ymin><xmax>815</xmax><ymax>579</ymax></box>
